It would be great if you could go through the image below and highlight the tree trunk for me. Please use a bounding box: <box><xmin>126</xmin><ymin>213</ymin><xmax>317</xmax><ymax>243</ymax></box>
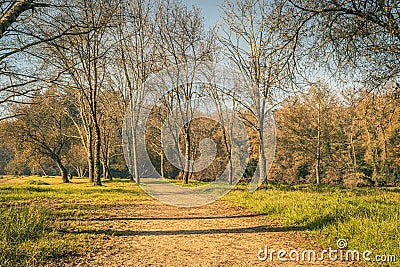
<box><xmin>350</xmin><ymin>133</ymin><xmax>357</xmax><ymax>176</ymax></box>
<box><xmin>183</xmin><ymin>129</ymin><xmax>191</xmax><ymax>185</ymax></box>
<box><xmin>101</xmin><ymin>135</ymin><xmax>112</xmax><ymax>181</ymax></box>
<box><xmin>107</xmin><ymin>165</ymin><xmax>112</xmax><ymax>181</ymax></box>
<box><xmin>88</xmin><ymin>132</ymin><xmax>94</xmax><ymax>182</ymax></box>
<box><xmin>365</xmin><ymin>123</ymin><xmax>378</xmax><ymax>186</ymax></box>
<box><xmin>159</xmin><ymin>126</ymin><xmax>165</xmax><ymax>178</ymax></box>
<box><xmin>75</xmin><ymin>167</ymin><xmax>85</xmax><ymax>178</ymax></box>
<box><xmin>259</xmin><ymin>130</ymin><xmax>267</xmax><ymax>185</ymax></box>
<box><xmin>316</xmin><ymin>103</ymin><xmax>321</xmax><ymax>184</ymax></box>
<box><xmin>102</xmin><ymin>160</ymin><xmax>108</xmax><ymax>179</ymax></box>
<box><xmin>315</xmin><ymin>158</ymin><xmax>321</xmax><ymax>185</ymax></box>
<box><xmin>258</xmin><ymin>104</ymin><xmax>267</xmax><ymax>186</ymax></box>
<box><xmin>39</xmin><ymin>164</ymin><xmax>47</xmax><ymax>177</ymax></box>
<box><xmin>316</xmin><ymin>139</ymin><xmax>321</xmax><ymax>184</ymax></box>
<box><xmin>55</xmin><ymin>158</ymin><xmax>69</xmax><ymax>183</ymax></box>
<box><xmin>316</xmin><ymin>130</ymin><xmax>321</xmax><ymax>184</ymax></box>
<box><xmin>94</xmin><ymin>123</ymin><xmax>102</xmax><ymax>186</ymax></box>
<box><xmin>221</xmin><ymin>128</ymin><xmax>232</xmax><ymax>184</ymax></box>
<box><xmin>106</xmin><ymin>146</ymin><xmax>112</xmax><ymax>180</ymax></box>
<box><xmin>103</xmin><ymin>158</ymin><xmax>112</xmax><ymax>181</ymax></box>
<box><xmin>132</xmin><ymin>131</ymin><xmax>140</xmax><ymax>184</ymax></box>
<box><xmin>160</xmin><ymin>151</ymin><xmax>165</xmax><ymax>178</ymax></box>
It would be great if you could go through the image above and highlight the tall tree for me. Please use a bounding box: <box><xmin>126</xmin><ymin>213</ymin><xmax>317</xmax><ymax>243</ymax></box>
<box><xmin>114</xmin><ymin>0</ymin><xmax>157</xmax><ymax>184</ymax></box>
<box><xmin>45</xmin><ymin>0</ymin><xmax>119</xmax><ymax>185</ymax></box>
<box><xmin>221</xmin><ymin>0</ymin><xmax>291</xmax><ymax>186</ymax></box>
<box><xmin>154</xmin><ymin>0</ymin><xmax>215</xmax><ymax>184</ymax></box>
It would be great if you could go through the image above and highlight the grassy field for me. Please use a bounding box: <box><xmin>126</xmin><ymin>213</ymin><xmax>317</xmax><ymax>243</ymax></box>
<box><xmin>0</xmin><ymin>176</ymin><xmax>399</xmax><ymax>266</ymax></box>
<box><xmin>0</xmin><ymin>176</ymin><xmax>150</xmax><ymax>266</ymax></box>
<box><xmin>224</xmin><ymin>183</ymin><xmax>400</xmax><ymax>264</ymax></box>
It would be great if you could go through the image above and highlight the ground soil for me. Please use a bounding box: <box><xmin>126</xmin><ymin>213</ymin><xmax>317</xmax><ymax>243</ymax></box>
<box><xmin>58</xmin><ymin>199</ymin><xmax>359</xmax><ymax>267</ymax></box>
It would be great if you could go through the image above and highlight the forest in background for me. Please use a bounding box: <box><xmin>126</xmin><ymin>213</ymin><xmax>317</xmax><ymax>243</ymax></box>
<box><xmin>0</xmin><ymin>0</ymin><xmax>399</xmax><ymax>187</ymax></box>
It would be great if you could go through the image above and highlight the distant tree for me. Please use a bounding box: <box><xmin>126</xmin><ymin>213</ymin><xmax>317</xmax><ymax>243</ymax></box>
<box><xmin>5</xmin><ymin>90</ymin><xmax>74</xmax><ymax>182</ymax></box>
<box><xmin>272</xmin><ymin>83</ymin><xmax>344</xmax><ymax>184</ymax></box>
<box><xmin>113</xmin><ymin>0</ymin><xmax>158</xmax><ymax>183</ymax></box>
<box><xmin>98</xmin><ymin>88</ymin><xmax>126</xmax><ymax>181</ymax></box>
<box><xmin>356</xmin><ymin>86</ymin><xmax>400</xmax><ymax>185</ymax></box>
<box><xmin>65</xmin><ymin>143</ymin><xmax>87</xmax><ymax>178</ymax></box>
<box><xmin>0</xmin><ymin>125</ymin><xmax>14</xmax><ymax>174</ymax></box>
<box><xmin>44</xmin><ymin>0</ymin><xmax>120</xmax><ymax>185</ymax></box>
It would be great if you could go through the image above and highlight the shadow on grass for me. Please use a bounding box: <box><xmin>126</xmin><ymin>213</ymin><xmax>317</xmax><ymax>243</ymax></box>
<box><xmin>378</xmin><ymin>187</ymin><xmax>400</xmax><ymax>193</ymax></box>
<box><xmin>62</xmin><ymin>225</ymin><xmax>306</xmax><ymax>237</ymax></box>
<box><xmin>300</xmin><ymin>213</ymin><xmax>341</xmax><ymax>230</ymax></box>
<box><xmin>25</xmin><ymin>186</ymin><xmax>54</xmax><ymax>193</ymax></box>
<box><xmin>79</xmin><ymin>188</ymin><xmax>140</xmax><ymax>194</ymax></box>
<box><xmin>234</xmin><ymin>182</ymin><xmax>383</xmax><ymax>195</ymax></box>
<box><xmin>1</xmin><ymin>186</ymin><xmax>54</xmax><ymax>194</ymax></box>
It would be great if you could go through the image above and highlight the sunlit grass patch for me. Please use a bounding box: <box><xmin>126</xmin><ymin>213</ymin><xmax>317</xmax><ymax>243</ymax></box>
<box><xmin>0</xmin><ymin>177</ymin><xmax>150</xmax><ymax>204</ymax></box>
<box><xmin>0</xmin><ymin>176</ymin><xmax>150</xmax><ymax>266</ymax></box>
<box><xmin>224</xmin><ymin>183</ymin><xmax>400</xmax><ymax>263</ymax></box>
<box><xmin>0</xmin><ymin>206</ymin><xmax>77</xmax><ymax>266</ymax></box>
<box><xmin>166</xmin><ymin>178</ymin><xmax>212</xmax><ymax>187</ymax></box>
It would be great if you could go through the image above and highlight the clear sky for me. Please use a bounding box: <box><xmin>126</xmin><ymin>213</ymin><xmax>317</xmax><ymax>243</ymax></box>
<box><xmin>184</xmin><ymin>0</ymin><xmax>226</xmax><ymax>28</ymax></box>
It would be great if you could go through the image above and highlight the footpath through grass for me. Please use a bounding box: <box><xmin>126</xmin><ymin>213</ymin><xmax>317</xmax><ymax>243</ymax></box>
<box><xmin>224</xmin><ymin>183</ymin><xmax>400</xmax><ymax>264</ymax></box>
<box><xmin>1</xmin><ymin>176</ymin><xmax>400</xmax><ymax>266</ymax></box>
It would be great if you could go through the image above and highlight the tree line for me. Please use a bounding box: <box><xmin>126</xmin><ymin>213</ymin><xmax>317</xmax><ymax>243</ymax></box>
<box><xmin>0</xmin><ymin>0</ymin><xmax>399</xmax><ymax>186</ymax></box>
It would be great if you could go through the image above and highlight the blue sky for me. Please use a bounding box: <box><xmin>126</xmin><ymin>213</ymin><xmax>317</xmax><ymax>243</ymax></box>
<box><xmin>184</xmin><ymin>0</ymin><xmax>225</xmax><ymax>27</ymax></box>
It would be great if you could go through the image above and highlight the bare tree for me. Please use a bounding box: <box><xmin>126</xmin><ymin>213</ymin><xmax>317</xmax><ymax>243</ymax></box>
<box><xmin>44</xmin><ymin>0</ymin><xmax>119</xmax><ymax>185</ymax></box>
<box><xmin>286</xmin><ymin>0</ymin><xmax>400</xmax><ymax>88</ymax></box>
<box><xmin>221</xmin><ymin>0</ymin><xmax>290</xmax><ymax>186</ymax></box>
<box><xmin>114</xmin><ymin>0</ymin><xmax>157</xmax><ymax>184</ymax></box>
<box><xmin>0</xmin><ymin>0</ymin><xmax>97</xmax><ymax>120</ymax></box>
<box><xmin>153</xmin><ymin>0</ymin><xmax>216</xmax><ymax>184</ymax></box>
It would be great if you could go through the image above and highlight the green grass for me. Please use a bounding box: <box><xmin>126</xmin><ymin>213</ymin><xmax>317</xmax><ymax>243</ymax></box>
<box><xmin>0</xmin><ymin>206</ymin><xmax>75</xmax><ymax>267</ymax></box>
<box><xmin>224</xmin><ymin>183</ymin><xmax>400</xmax><ymax>264</ymax></box>
<box><xmin>0</xmin><ymin>176</ymin><xmax>149</xmax><ymax>266</ymax></box>
<box><xmin>0</xmin><ymin>177</ymin><xmax>150</xmax><ymax>203</ymax></box>
<box><xmin>166</xmin><ymin>178</ymin><xmax>210</xmax><ymax>187</ymax></box>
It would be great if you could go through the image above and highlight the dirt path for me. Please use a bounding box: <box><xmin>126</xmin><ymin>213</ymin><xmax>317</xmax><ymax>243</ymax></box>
<box><xmin>58</xmin><ymin>198</ymin><xmax>359</xmax><ymax>267</ymax></box>
<box><xmin>57</xmin><ymin>200</ymin><xmax>360</xmax><ymax>267</ymax></box>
